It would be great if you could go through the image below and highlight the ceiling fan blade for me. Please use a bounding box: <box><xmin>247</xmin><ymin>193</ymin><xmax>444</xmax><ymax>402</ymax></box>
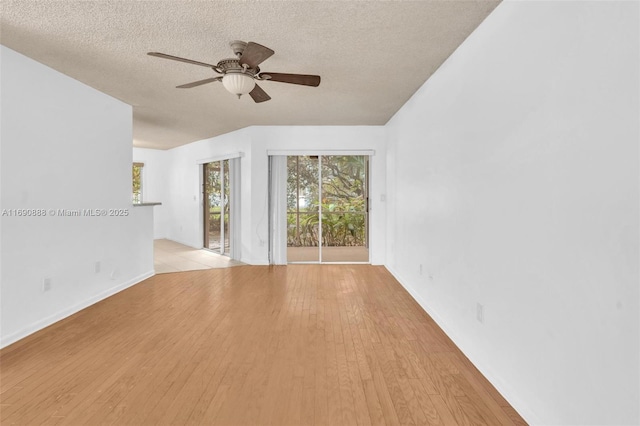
<box><xmin>261</xmin><ymin>73</ymin><xmax>320</xmax><ymax>87</ymax></box>
<box><xmin>176</xmin><ymin>77</ymin><xmax>222</xmax><ymax>89</ymax></box>
<box><xmin>249</xmin><ymin>83</ymin><xmax>271</xmax><ymax>103</ymax></box>
<box><xmin>148</xmin><ymin>52</ymin><xmax>218</xmax><ymax>69</ymax></box>
<box><xmin>239</xmin><ymin>42</ymin><xmax>274</xmax><ymax>68</ymax></box>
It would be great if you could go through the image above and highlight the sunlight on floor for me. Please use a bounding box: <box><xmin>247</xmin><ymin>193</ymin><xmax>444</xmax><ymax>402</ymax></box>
<box><xmin>154</xmin><ymin>239</ymin><xmax>244</xmax><ymax>274</ymax></box>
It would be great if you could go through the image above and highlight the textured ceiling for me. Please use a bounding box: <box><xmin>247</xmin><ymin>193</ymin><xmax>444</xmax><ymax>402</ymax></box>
<box><xmin>1</xmin><ymin>0</ymin><xmax>500</xmax><ymax>150</ymax></box>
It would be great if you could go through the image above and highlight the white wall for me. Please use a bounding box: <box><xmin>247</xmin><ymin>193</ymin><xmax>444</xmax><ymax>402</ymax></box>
<box><xmin>161</xmin><ymin>127</ymin><xmax>254</xmax><ymax>258</ymax></box>
<box><xmin>386</xmin><ymin>2</ymin><xmax>639</xmax><ymax>425</ymax></box>
<box><xmin>0</xmin><ymin>46</ymin><xmax>155</xmax><ymax>347</ymax></box>
<box><xmin>159</xmin><ymin>126</ymin><xmax>386</xmax><ymax>265</ymax></box>
<box><xmin>133</xmin><ymin>147</ymin><xmax>169</xmax><ymax>239</ymax></box>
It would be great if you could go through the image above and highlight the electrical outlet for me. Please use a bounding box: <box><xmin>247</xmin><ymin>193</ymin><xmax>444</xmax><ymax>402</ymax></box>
<box><xmin>43</xmin><ymin>278</ymin><xmax>52</xmax><ymax>292</ymax></box>
<box><xmin>476</xmin><ymin>303</ymin><xmax>484</xmax><ymax>324</ymax></box>
<box><xmin>95</xmin><ymin>261</ymin><xmax>101</xmax><ymax>273</ymax></box>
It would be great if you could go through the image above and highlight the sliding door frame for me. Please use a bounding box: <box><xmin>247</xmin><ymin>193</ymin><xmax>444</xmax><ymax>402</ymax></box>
<box><xmin>270</xmin><ymin>151</ymin><xmax>372</xmax><ymax>265</ymax></box>
<box><xmin>198</xmin><ymin>153</ymin><xmax>243</xmax><ymax>260</ymax></box>
<box><xmin>202</xmin><ymin>160</ymin><xmax>228</xmax><ymax>255</ymax></box>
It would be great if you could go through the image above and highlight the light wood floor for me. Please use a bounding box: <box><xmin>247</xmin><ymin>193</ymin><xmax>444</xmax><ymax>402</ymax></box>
<box><xmin>0</xmin><ymin>265</ymin><xmax>526</xmax><ymax>425</ymax></box>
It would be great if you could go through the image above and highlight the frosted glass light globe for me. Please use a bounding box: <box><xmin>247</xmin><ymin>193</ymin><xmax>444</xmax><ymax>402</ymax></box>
<box><xmin>222</xmin><ymin>73</ymin><xmax>256</xmax><ymax>98</ymax></box>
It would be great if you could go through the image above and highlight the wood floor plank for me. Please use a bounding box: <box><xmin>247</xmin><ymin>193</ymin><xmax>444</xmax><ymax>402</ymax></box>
<box><xmin>409</xmin><ymin>378</ymin><xmax>447</xmax><ymax>425</ymax></box>
<box><xmin>0</xmin><ymin>265</ymin><xmax>526</xmax><ymax>425</ymax></box>
<box><xmin>362</xmin><ymin>378</ymin><xmax>386</xmax><ymax>426</ymax></box>
<box><xmin>314</xmin><ymin>333</ymin><xmax>330</xmax><ymax>426</ymax></box>
<box><xmin>336</xmin><ymin>343</ymin><xmax>357</xmax><ymax>425</ymax></box>
<box><xmin>372</xmin><ymin>366</ymin><xmax>401</xmax><ymax>425</ymax></box>
<box><xmin>429</xmin><ymin>393</ymin><xmax>460</xmax><ymax>425</ymax></box>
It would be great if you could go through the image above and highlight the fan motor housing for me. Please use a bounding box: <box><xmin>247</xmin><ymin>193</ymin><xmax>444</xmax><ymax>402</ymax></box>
<box><xmin>216</xmin><ymin>58</ymin><xmax>258</xmax><ymax>77</ymax></box>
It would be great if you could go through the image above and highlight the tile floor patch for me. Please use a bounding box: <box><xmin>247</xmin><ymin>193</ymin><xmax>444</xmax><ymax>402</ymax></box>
<box><xmin>154</xmin><ymin>239</ymin><xmax>244</xmax><ymax>273</ymax></box>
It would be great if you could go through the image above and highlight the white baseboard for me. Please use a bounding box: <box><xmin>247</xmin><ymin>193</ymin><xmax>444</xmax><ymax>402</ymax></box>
<box><xmin>0</xmin><ymin>270</ymin><xmax>155</xmax><ymax>349</ymax></box>
<box><xmin>384</xmin><ymin>265</ymin><xmax>541</xmax><ymax>426</ymax></box>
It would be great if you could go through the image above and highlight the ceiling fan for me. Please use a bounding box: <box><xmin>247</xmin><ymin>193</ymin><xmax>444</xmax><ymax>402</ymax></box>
<box><xmin>147</xmin><ymin>40</ymin><xmax>321</xmax><ymax>103</ymax></box>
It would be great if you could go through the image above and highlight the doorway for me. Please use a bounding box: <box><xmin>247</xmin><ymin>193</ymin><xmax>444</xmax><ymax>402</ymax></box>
<box><xmin>285</xmin><ymin>155</ymin><xmax>369</xmax><ymax>263</ymax></box>
<box><xmin>203</xmin><ymin>160</ymin><xmax>231</xmax><ymax>255</ymax></box>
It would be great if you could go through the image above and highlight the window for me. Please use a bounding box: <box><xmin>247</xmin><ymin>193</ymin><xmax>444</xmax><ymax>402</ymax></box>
<box><xmin>132</xmin><ymin>162</ymin><xmax>143</xmax><ymax>203</ymax></box>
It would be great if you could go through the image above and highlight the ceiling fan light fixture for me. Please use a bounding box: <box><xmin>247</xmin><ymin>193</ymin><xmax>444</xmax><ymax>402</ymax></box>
<box><xmin>148</xmin><ymin>41</ymin><xmax>321</xmax><ymax>103</ymax></box>
<box><xmin>222</xmin><ymin>72</ymin><xmax>255</xmax><ymax>98</ymax></box>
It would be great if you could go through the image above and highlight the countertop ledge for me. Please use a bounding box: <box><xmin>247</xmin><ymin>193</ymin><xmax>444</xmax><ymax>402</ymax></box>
<box><xmin>132</xmin><ymin>202</ymin><xmax>162</xmax><ymax>207</ymax></box>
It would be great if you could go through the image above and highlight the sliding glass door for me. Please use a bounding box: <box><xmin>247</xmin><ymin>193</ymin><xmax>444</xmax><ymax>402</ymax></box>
<box><xmin>287</xmin><ymin>156</ymin><xmax>320</xmax><ymax>262</ymax></box>
<box><xmin>286</xmin><ymin>155</ymin><xmax>368</xmax><ymax>263</ymax></box>
<box><xmin>203</xmin><ymin>160</ymin><xmax>230</xmax><ymax>255</ymax></box>
<box><xmin>320</xmin><ymin>155</ymin><xmax>368</xmax><ymax>262</ymax></box>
